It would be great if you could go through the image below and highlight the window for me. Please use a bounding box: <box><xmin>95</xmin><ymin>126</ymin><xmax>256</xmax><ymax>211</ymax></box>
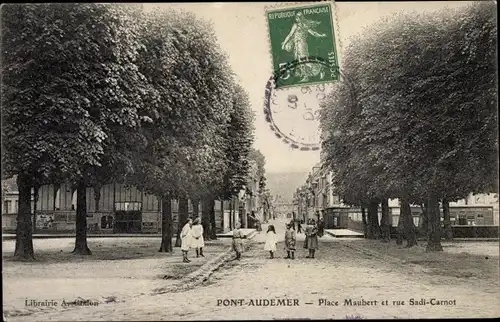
<box><xmin>101</xmin><ymin>215</ymin><xmax>114</xmax><ymax>229</ymax></box>
<box><xmin>54</xmin><ymin>188</ymin><xmax>61</xmax><ymax>210</ymax></box>
<box><xmin>14</xmin><ymin>200</ymin><xmax>18</xmax><ymax>213</ymax></box>
<box><xmin>115</xmin><ymin>202</ymin><xmax>141</xmax><ymax>211</ymax></box>
<box><xmin>3</xmin><ymin>200</ymin><xmax>11</xmax><ymax>214</ymax></box>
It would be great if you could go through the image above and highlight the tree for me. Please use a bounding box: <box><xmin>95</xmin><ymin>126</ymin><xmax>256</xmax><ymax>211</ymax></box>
<box><xmin>220</xmin><ymin>84</ymin><xmax>255</xmax><ymax>200</ymax></box>
<box><xmin>68</xmin><ymin>4</ymin><xmax>156</xmax><ymax>255</ymax></box>
<box><xmin>320</xmin><ymin>1</ymin><xmax>497</xmax><ymax>251</ymax></box>
<box><xmin>2</xmin><ymin>4</ymin><xmax>141</xmax><ymax>259</ymax></box>
<box><xmin>261</xmin><ymin>188</ymin><xmax>276</xmax><ymax>222</ymax></box>
<box><xmin>320</xmin><ymin>67</ymin><xmax>383</xmax><ymax>240</ymax></box>
<box><xmin>213</xmin><ymin>83</ymin><xmax>255</xmax><ymax>232</ymax></box>
<box><xmin>134</xmin><ymin>8</ymin><xmax>234</xmax><ymax>250</ymax></box>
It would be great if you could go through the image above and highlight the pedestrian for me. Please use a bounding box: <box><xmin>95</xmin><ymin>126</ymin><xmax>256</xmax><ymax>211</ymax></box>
<box><xmin>303</xmin><ymin>220</ymin><xmax>308</xmax><ymax>249</ymax></box>
<box><xmin>232</xmin><ymin>222</ymin><xmax>244</xmax><ymax>260</ymax></box>
<box><xmin>297</xmin><ymin>219</ymin><xmax>303</xmax><ymax>234</ymax></box>
<box><xmin>317</xmin><ymin>218</ymin><xmax>325</xmax><ymax>238</ymax></box>
<box><xmin>305</xmin><ymin>219</ymin><xmax>319</xmax><ymax>258</ymax></box>
<box><xmin>264</xmin><ymin>224</ymin><xmax>278</xmax><ymax>259</ymax></box>
<box><xmin>256</xmin><ymin>220</ymin><xmax>262</xmax><ymax>233</ymax></box>
<box><xmin>180</xmin><ymin>218</ymin><xmax>193</xmax><ymax>263</ymax></box>
<box><xmin>284</xmin><ymin>223</ymin><xmax>296</xmax><ymax>259</ymax></box>
<box><xmin>191</xmin><ymin>217</ymin><xmax>204</xmax><ymax>257</ymax></box>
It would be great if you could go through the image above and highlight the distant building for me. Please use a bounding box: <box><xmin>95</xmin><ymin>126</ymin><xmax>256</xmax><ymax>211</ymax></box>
<box><xmin>294</xmin><ymin>163</ymin><xmax>499</xmax><ymax>231</ymax></box>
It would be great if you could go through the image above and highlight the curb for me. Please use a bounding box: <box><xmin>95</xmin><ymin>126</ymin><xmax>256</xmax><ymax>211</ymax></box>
<box><xmin>325</xmin><ymin>231</ymin><xmax>365</xmax><ymax>238</ymax></box>
<box><xmin>153</xmin><ymin>230</ymin><xmax>258</xmax><ymax>295</ymax></box>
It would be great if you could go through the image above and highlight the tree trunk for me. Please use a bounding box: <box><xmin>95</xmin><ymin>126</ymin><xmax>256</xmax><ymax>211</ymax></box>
<box><xmin>229</xmin><ymin>197</ymin><xmax>233</xmax><ymax>230</ymax></box>
<box><xmin>72</xmin><ymin>178</ymin><xmax>91</xmax><ymax>255</ymax></box>
<box><xmin>396</xmin><ymin>213</ymin><xmax>404</xmax><ymax>245</ymax></box>
<box><xmin>419</xmin><ymin>202</ymin><xmax>429</xmax><ymax>238</ymax></box>
<box><xmin>220</xmin><ymin>200</ymin><xmax>225</xmax><ymax>231</ymax></box>
<box><xmin>401</xmin><ymin>197</ymin><xmax>417</xmax><ymax>248</ymax></box>
<box><xmin>426</xmin><ymin>194</ymin><xmax>443</xmax><ymax>252</ymax></box>
<box><xmin>32</xmin><ymin>184</ymin><xmax>40</xmax><ymax>234</ymax></box>
<box><xmin>159</xmin><ymin>196</ymin><xmax>173</xmax><ymax>252</ymax></box>
<box><xmin>14</xmin><ymin>174</ymin><xmax>35</xmax><ymax>260</ymax></box>
<box><xmin>380</xmin><ymin>198</ymin><xmax>390</xmax><ymax>242</ymax></box>
<box><xmin>366</xmin><ymin>200</ymin><xmax>380</xmax><ymax>239</ymax></box>
<box><xmin>175</xmin><ymin>197</ymin><xmax>189</xmax><ymax>247</ymax></box>
<box><xmin>192</xmin><ymin>199</ymin><xmax>199</xmax><ymax>218</ymax></box>
<box><xmin>209</xmin><ymin>199</ymin><xmax>217</xmax><ymax>239</ymax></box>
<box><xmin>361</xmin><ymin>207</ymin><xmax>368</xmax><ymax>238</ymax></box>
<box><xmin>202</xmin><ymin>198</ymin><xmax>211</xmax><ymax>240</ymax></box>
<box><xmin>442</xmin><ymin>198</ymin><xmax>453</xmax><ymax>240</ymax></box>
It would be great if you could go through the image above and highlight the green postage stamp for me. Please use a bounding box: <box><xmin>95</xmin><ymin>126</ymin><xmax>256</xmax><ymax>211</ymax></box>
<box><xmin>266</xmin><ymin>2</ymin><xmax>340</xmax><ymax>88</ymax></box>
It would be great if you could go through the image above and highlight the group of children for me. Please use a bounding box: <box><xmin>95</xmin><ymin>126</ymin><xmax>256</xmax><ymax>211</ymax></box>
<box><xmin>180</xmin><ymin>217</ymin><xmax>205</xmax><ymax>263</ymax></box>
<box><xmin>264</xmin><ymin>223</ymin><xmax>300</xmax><ymax>259</ymax></box>
<box><xmin>263</xmin><ymin>219</ymin><xmax>321</xmax><ymax>259</ymax></box>
<box><xmin>227</xmin><ymin>218</ymin><xmax>322</xmax><ymax>261</ymax></box>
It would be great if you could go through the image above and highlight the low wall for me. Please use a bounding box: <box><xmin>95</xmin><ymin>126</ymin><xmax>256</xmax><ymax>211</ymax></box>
<box><xmin>452</xmin><ymin>226</ymin><xmax>499</xmax><ymax>238</ymax></box>
<box><xmin>347</xmin><ymin>219</ymin><xmax>364</xmax><ymax>233</ymax></box>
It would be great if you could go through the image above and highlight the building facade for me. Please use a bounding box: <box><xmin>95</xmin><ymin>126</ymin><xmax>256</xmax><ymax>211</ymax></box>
<box><xmin>2</xmin><ymin>179</ymin><xmax>249</xmax><ymax>234</ymax></box>
<box><xmin>294</xmin><ymin>163</ymin><xmax>499</xmax><ymax>230</ymax></box>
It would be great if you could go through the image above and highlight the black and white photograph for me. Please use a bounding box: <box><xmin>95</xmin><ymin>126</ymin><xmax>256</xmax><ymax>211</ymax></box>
<box><xmin>1</xmin><ymin>1</ymin><xmax>498</xmax><ymax>320</ymax></box>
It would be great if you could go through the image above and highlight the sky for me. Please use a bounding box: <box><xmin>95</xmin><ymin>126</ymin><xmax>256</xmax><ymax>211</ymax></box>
<box><xmin>143</xmin><ymin>1</ymin><xmax>471</xmax><ymax>173</ymax></box>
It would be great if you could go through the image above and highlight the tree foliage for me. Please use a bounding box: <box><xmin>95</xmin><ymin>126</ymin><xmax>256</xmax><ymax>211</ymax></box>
<box><xmin>221</xmin><ymin>84</ymin><xmax>255</xmax><ymax>199</ymax></box>
<box><xmin>2</xmin><ymin>3</ymin><xmax>158</xmax><ymax>258</ymax></box>
<box><xmin>2</xmin><ymin>4</ymin><xmax>257</xmax><ymax>258</ymax></box>
<box><xmin>320</xmin><ymin>1</ymin><xmax>497</xmax><ymax>250</ymax></box>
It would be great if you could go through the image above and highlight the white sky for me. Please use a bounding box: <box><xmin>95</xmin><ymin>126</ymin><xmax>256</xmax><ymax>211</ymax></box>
<box><xmin>143</xmin><ymin>1</ymin><xmax>471</xmax><ymax>173</ymax></box>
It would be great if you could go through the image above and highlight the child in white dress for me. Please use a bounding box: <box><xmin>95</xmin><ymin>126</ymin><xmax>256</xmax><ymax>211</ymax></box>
<box><xmin>190</xmin><ymin>217</ymin><xmax>204</xmax><ymax>257</ymax></box>
<box><xmin>264</xmin><ymin>225</ymin><xmax>278</xmax><ymax>259</ymax></box>
<box><xmin>180</xmin><ymin>218</ymin><xmax>193</xmax><ymax>263</ymax></box>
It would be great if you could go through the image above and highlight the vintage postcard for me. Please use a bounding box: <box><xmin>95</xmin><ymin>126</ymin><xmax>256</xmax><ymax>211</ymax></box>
<box><xmin>2</xmin><ymin>1</ymin><xmax>498</xmax><ymax>321</ymax></box>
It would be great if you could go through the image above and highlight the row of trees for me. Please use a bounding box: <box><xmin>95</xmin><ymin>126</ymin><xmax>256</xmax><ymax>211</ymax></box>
<box><xmin>320</xmin><ymin>1</ymin><xmax>497</xmax><ymax>251</ymax></box>
<box><xmin>2</xmin><ymin>4</ymin><xmax>257</xmax><ymax>259</ymax></box>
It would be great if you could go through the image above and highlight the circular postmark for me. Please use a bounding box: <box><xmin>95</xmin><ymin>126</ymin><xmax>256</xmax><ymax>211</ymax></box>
<box><xmin>264</xmin><ymin>56</ymin><xmax>340</xmax><ymax>151</ymax></box>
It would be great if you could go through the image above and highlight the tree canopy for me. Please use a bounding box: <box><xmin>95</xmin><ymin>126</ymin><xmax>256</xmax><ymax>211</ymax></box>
<box><xmin>1</xmin><ymin>4</ymin><xmax>257</xmax><ymax>258</ymax></box>
<box><xmin>320</xmin><ymin>1</ymin><xmax>497</xmax><ymax>250</ymax></box>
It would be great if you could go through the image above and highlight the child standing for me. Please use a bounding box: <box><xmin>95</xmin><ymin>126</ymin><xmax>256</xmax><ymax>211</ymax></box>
<box><xmin>191</xmin><ymin>217</ymin><xmax>204</xmax><ymax>257</ymax></box>
<box><xmin>284</xmin><ymin>223</ymin><xmax>296</xmax><ymax>259</ymax></box>
<box><xmin>264</xmin><ymin>225</ymin><xmax>278</xmax><ymax>259</ymax></box>
<box><xmin>180</xmin><ymin>218</ymin><xmax>193</xmax><ymax>263</ymax></box>
<box><xmin>232</xmin><ymin>222</ymin><xmax>244</xmax><ymax>260</ymax></box>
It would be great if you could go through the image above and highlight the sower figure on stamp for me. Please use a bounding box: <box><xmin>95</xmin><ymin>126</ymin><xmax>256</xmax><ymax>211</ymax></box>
<box><xmin>181</xmin><ymin>218</ymin><xmax>193</xmax><ymax>263</ymax></box>
<box><xmin>284</xmin><ymin>223</ymin><xmax>296</xmax><ymax>259</ymax></box>
<box><xmin>191</xmin><ymin>217</ymin><xmax>204</xmax><ymax>258</ymax></box>
<box><xmin>232</xmin><ymin>222</ymin><xmax>244</xmax><ymax>260</ymax></box>
<box><xmin>281</xmin><ymin>12</ymin><xmax>327</xmax><ymax>82</ymax></box>
<box><xmin>305</xmin><ymin>219</ymin><xmax>319</xmax><ymax>258</ymax></box>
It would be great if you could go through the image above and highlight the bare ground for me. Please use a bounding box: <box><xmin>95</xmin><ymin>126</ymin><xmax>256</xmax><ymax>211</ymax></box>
<box><xmin>2</xmin><ymin>237</ymin><xmax>232</xmax><ymax>319</ymax></box>
<box><xmin>3</xmin><ymin>223</ymin><xmax>499</xmax><ymax>320</ymax></box>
